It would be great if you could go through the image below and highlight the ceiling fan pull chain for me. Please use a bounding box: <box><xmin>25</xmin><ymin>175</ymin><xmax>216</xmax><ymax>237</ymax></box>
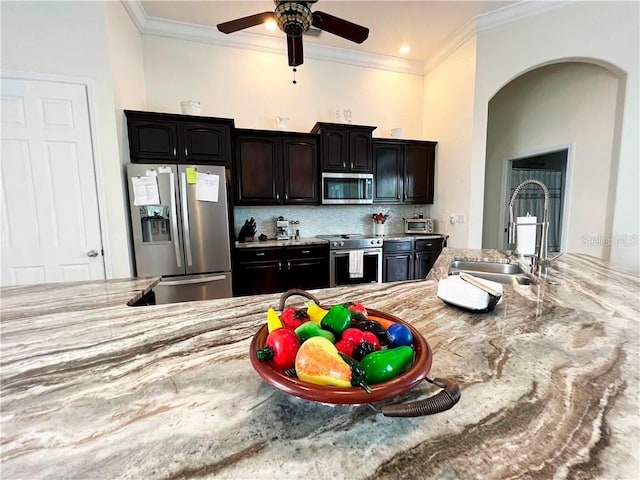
<box><xmin>292</xmin><ymin>67</ymin><xmax>297</xmax><ymax>85</ymax></box>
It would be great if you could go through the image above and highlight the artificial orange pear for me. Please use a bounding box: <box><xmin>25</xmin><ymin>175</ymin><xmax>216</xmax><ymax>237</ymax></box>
<box><xmin>294</xmin><ymin>336</ymin><xmax>352</xmax><ymax>388</ymax></box>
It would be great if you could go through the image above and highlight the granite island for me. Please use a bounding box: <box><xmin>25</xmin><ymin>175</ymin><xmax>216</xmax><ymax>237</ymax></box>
<box><xmin>1</xmin><ymin>249</ymin><xmax>639</xmax><ymax>479</ymax></box>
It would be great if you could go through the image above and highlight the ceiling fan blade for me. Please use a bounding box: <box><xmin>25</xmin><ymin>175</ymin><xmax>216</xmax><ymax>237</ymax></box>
<box><xmin>217</xmin><ymin>12</ymin><xmax>274</xmax><ymax>34</ymax></box>
<box><xmin>287</xmin><ymin>34</ymin><xmax>304</xmax><ymax>67</ymax></box>
<box><xmin>311</xmin><ymin>11</ymin><xmax>369</xmax><ymax>44</ymax></box>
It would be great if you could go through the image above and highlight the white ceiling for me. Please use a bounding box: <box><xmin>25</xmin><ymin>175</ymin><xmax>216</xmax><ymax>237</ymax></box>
<box><xmin>137</xmin><ymin>0</ymin><xmax>522</xmax><ymax>65</ymax></box>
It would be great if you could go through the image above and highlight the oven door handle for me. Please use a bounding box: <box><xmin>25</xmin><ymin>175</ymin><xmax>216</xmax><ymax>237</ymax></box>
<box><xmin>333</xmin><ymin>249</ymin><xmax>382</xmax><ymax>256</ymax></box>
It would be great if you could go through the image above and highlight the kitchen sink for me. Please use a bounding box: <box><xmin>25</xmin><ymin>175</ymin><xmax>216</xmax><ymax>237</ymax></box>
<box><xmin>448</xmin><ymin>260</ymin><xmax>538</xmax><ymax>285</ymax></box>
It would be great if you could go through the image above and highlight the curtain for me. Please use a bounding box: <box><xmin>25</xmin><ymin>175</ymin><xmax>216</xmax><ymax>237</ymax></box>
<box><xmin>508</xmin><ymin>169</ymin><xmax>563</xmax><ymax>252</ymax></box>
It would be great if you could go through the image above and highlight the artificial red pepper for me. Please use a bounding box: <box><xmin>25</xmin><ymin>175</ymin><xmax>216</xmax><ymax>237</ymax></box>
<box><xmin>335</xmin><ymin>338</ymin><xmax>356</xmax><ymax>357</ymax></box>
<box><xmin>335</xmin><ymin>328</ymin><xmax>380</xmax><ymax>358</ymax></box>
<box><xmin>341</xmin><ymin>328</ymin><xmax>381</xmax><ymax>351</ymax></box>
<box><xmin>280</xmin><ymin>307</ymin><xmax>310</xmax><ymax>329</ymax></box>
<box><xmin>256</xmin><ymin>328</ymin><xmax>300</xmax><ymax>370</ymax></box>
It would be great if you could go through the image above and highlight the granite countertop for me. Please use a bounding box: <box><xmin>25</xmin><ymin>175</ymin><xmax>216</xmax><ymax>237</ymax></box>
<box><xmin>1</xmin><ymin>249</ymin><xmax>639</xmax><ymax>479</ymax></box>
<box><xmin>382</xmin><ymin>233</ymin><xmax>448</xmax><ymax>241</ymax></box>
<box><xmin>235</xmin><ymin>234</ymin><xmax>447</xmax><ymax>249</ymax></box>
<box><xmin>235</xmin><ymin>237</ymin><xmax>329</xmax><ymax>249</ymax></box>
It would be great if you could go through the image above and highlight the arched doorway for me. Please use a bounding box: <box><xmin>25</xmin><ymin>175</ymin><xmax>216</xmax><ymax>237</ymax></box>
<box><xmin>481</xmin><ymin>61</ymin><xmax>622</xmax><ymax>261</ymax></box>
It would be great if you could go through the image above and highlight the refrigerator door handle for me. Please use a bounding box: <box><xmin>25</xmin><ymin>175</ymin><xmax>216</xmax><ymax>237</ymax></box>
<box><xmin>181</xmin><ymin>172</ymin><xmax>194</xmax><ymax>266</ymax></box>
<box><xmin>160</xmin><ymin>274</ymin><xmax>227</xmax><ymax>286</ymax></box>
<box><xmin>169</xmin><ymin>172</ymin><xmax>182</xmax><ymax>268</ymax></box>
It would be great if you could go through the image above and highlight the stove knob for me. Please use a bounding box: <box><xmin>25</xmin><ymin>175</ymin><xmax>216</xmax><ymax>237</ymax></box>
<box><xmin>339</xmin><ymin>241</ymin><xmax>344</xmax><ymax>247</ymax></box>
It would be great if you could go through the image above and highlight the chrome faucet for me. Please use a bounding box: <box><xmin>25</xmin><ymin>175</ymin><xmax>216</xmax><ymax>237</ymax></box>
<box><xmin>508</xmin><ymin>179</ymin><xmax>550</xmax><ymax>273</ymax></box>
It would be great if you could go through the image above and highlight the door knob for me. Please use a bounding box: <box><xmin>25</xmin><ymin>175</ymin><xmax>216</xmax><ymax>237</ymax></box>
<box><xmin>87</xmin><ymin>250</ymin><xmax>99</xmax><ymax>258</ymax></box>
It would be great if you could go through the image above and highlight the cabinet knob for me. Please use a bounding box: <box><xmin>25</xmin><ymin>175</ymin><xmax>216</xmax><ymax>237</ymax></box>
<box><xmin>287</xmin><ymin>261</ymin><xmax>291</xmax><ymax>269</ymax></box>
<box><xmin>173</xmin><ymin>147</ymin><xmax>177</xmax><ymax>156</ymax></box>
<box><xmin>185</xmin><ymin>147</ymin><xmax>188</xmax><ymax>156</ymax></box>
<box><xmin>278</xmin><ymin>261</ymin><xmax>282</xmax><ymax>271</ymax></box>
<box><xmin>276</xmin><ymin>193</ymin><xmax>280</xmax><ymax>200</ymax></box>
<box><xmin>256</xmin><ymin>252</ymin><xmax>265</xmax><ymax>256</ymax></box>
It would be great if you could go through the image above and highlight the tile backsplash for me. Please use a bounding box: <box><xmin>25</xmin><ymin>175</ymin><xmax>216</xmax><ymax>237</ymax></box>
<box><xmin>234</xmin><ymin>205</ymin><xmax>432</xmax><ymax>239</ymax></box>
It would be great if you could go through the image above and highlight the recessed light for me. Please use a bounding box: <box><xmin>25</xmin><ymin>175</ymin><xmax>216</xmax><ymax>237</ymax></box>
<box><xmin>265</xmin><ymin>19</ymin><xmax>278</xmax><ymax>31</ymax></box>
<box><xmin>399</xmin><ymin>45</ymin><xmax>411</xmax><ymax>55</ymax></box>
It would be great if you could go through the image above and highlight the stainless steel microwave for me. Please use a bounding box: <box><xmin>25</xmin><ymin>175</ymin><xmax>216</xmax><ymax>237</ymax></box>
<box><xmin>322</xmin><ymin>172</ymin><xmax>373</xmax><ymax>204</ymax></box>
<box><xmin>404</xmin><ymin>218</ymin><xmax>435</xmax><ymax>234</ymax></box>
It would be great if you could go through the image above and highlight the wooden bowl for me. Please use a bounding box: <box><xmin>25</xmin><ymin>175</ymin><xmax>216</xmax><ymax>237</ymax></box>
<box><xmin>249</xmin><ymin>308</ymin><xmax>433</xmax><ymax>405</ymax></box>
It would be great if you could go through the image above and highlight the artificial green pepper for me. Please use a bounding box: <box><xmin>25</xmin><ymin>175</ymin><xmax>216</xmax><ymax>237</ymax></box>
<box><xmin>294</xmin><ymin>321</ymin><xmax>336</xmax><ymax>343</ymax></box>
<box><xmin>360</xmin><ymin>346</ymin><xmax>415</xmax><ymax>384</ymax></box>
<box><xmin>320</xmin><ymin>304</ymin><xmax>352</xmax><ymax>336</ymax></box>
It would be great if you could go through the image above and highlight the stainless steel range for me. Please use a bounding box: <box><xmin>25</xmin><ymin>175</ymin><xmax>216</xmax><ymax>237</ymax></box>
<box><xmin>317</xmin><ymin>234</ymin><xmax>383</xmax><ymax>287</ymax></box>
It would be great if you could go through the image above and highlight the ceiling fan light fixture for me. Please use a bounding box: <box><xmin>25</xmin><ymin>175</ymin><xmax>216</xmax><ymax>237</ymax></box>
<box><xmin>274</xmin><ymin>1</ymin><xmax>313</xmax><ymax>36</ymax></box>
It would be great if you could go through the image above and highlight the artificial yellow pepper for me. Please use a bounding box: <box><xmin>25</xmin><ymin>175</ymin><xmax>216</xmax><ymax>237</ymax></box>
<box><xmin>306</xmin><ymin>301</ymin><xmax>328</xmax><ymax>324</ymax></box>
<box><xmin>266</xmin><ymin>307</ymin><xmax>283</xmax><ymax>333</ymax></box>
<box><xmin>294</xmin><ymin>336</ymin><xmax>352</xmax><ymax>388</ymax></box>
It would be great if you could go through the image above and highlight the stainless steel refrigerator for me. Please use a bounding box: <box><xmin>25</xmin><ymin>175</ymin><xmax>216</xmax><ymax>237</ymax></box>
<box><xmin>126</xmin><ymin>163</ymin><xmax>232</xmax><ymax>304</ymax></box>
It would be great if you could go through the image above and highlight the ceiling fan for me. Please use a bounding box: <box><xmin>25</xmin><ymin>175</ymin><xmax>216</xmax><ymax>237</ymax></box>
<box><xmin>217</xmin><ymin>1</ymin><xmax>370</xmax><ymax>67</ymax></box>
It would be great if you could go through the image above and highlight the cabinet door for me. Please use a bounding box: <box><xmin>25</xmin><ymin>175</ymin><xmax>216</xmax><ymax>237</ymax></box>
<box><xmin>127</xmin><ymin>118</ymin><xmax>179</xmax><ymax>162</ymax></box>
<box><xmin>321</xmin><ymin>129</ymin><xmax>349</xmax><ymax>171</ymax></box>
<box><xmin>182</xmin><ymin>123</ymin><xmax>231</xmax><ymax>165</ymax></box>
<box><xmin>349</xmin><ymin>130</ymin><xmax>373</xmax><ymax>173</ymax></box>
<box><xmin>235</xmin><ymin>136</ymin><xmax>281</xmax><ymax>204</ymax></box>
<box><xmin>383</xmin><ymin>253</ymin><xmax>413</xmax><ymax>282</ymax></box>
<box><xmin>285</xmin><ymin>257</ymin><xmax>329</xmax><ymax>290</ymax></box>
<box><xmin>282</xmin><ymin>137</ymin><xmax>318</xmax><ymax>204</ymax></box>
<box><xmin>234</xmin><ymin>260</ymin><xmax>283</xmax><ymax>295</ymax></box>
<box><xmin>284</xmin><ymin>245</ymin><xmax>329</xmax><ymax>290</ymax></box>
<box><xmin>373</xmin><ymin>142</ymin><xmax>402</xmax><ymax>203</ymax></box>
<box><xmin>414</xmin><ymin>251</ymin><xmax>440</xmax><ymax>280</ymax></box>
<box><xmin>403</xmin><ymin>143</ymin><xmax>435</xmax><ymax>204</ymax></box>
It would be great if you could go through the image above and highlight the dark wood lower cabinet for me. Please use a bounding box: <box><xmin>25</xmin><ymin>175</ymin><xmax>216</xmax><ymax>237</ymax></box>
<box><xmin>383</xmin><ymin>237</ymin><xmax>445</xmax><ymax>282</ymax></box>
<box><xmin>383</xmin><ymin>252</ymin><xmax>414</xmax><ymax>282</ymax></box>
<box><xmin>233</xmin><ymin>245</ymin><xmax>329</xmax><ymax>296</ymax></box>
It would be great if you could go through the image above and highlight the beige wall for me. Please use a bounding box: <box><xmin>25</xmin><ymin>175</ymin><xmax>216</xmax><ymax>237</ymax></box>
<box><xmin>482</xmin><ymin>62</ymin><xmax>620</xmax><ymax>259</ymax></box>
<box><xmin>141</xmin><ymin>35</ymin><xmax>425</xmax><ymax>137</ymax></box>
<box><xmin>471</xmin><ymin>1</ymin><xmax>639</xmax><ymax>272</ymax></box>
<box><xmin>422</xmin><ymin>37</ymin><xmax>477</xmax><ymax>247</ymax></box>
<box><xmin>1</xmin><ymin>1</ymin><xmax>132</xmax><ymax>278</ymax></box>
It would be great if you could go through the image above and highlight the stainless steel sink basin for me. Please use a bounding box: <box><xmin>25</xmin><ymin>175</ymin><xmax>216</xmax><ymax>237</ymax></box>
<box><xmin>449</xmin><ymin>260</ymin><xmax>537</xmax><ymax>285</ymax></box>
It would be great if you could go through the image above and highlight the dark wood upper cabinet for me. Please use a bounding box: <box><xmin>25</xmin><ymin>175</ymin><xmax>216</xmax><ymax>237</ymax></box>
<box><xmin>282</xmin><ymin>136</ymin><xmax>318</xmax><ymax>204</ymax></box>
<box><xmin>373</xmin><ymin>142</ymin><xmax>403</xmax><ymax>203</ymax></box>
<box><xmin>182</xmin><ymin>123</ymin><xmax>231</xmax><ymax>163</ymax></box>
<box><xmin>234</xmin><ymin>130</ymin><xmax>318</xmax><ymax>206</ymax></box>
<box><xmin>311</xmin><ymin>122</ymin><xmax>376</xmax><ymax>173</ymax></box>
<box><xmin>404</xmin><ymin>143</ymin><xmax>435</xmax><ymax>204</ymax></box>
<box><xmin>235</xmin><ymin>134</ymin><xmax>281</xmax><ymax>204</ymax></box>
<box><xmin>127</xmin><ymin>118</ymin><xmax>179</xmax><ymax>161</ymax></box>
<box><xmin>373</xmin><ymin>138</ymin><xmax>437</xmax><ymax>204</ymax></box>
<box><xmin>125</xmin><ymin>110</ymin><xmax>233</xmax><ymax>165</ymax></box>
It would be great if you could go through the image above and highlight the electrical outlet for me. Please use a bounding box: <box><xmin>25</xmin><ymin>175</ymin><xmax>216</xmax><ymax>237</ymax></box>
<box><xmin>449</xmin><ymin>214</ymin><xmax>465</xmax><ymax>224</ymax></box>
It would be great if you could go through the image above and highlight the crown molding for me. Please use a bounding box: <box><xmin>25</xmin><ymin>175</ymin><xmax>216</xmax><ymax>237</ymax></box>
<box><xmin>122</xmin><ymin>1</ymin><xmax>572</xmax><ymax>77</ymax></box>
<box><xmin>121</xmin><ymin>1</ymin><xmax>425</xmax><ymax>75</ymax></box>
<box><xmin>423</xmin><ymin>0</ymin><xmax>573</xmax><ymax>74</ymax></box>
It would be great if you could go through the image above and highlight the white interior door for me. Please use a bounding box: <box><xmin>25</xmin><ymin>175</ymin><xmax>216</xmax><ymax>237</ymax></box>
<box><xmin>1</xmin><ymin>77</ymin><xmax>105</xmax><ymax>285</ymax></box>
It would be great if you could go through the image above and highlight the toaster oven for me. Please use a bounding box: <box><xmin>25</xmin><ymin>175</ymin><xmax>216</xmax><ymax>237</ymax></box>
<box><xmin>404</xmin><ymin>218</ymin><xmax>435</xmax><ymax>234</ymax></box>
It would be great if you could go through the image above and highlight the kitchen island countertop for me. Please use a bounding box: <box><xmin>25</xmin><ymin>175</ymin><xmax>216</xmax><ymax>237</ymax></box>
<box><xmin>1</xmin><ymin>249</ymin><xmax>638</xmax><ymax>479</ymax></box>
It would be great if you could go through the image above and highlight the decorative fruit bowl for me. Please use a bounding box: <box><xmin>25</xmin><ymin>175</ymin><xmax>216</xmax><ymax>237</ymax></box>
<box><xmin>249</xmin><ymin>289</ymin><xmax>461</xmax><ymax>417</ymax></box>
